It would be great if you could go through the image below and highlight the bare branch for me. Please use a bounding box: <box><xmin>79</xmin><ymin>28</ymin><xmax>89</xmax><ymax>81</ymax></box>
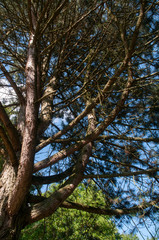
<box><xmin>99</xmin><ymin>135</ymin><xmax>159</xmax><ymax>143</ymax></box>
<box><xmin>27</xmin><ymin>90</ymin><xmax>96</xmax><ymax>223</ymax></box>
<box><xmin>39</xmin><ymin>0</ymin><xmax>69</xmax><ymax>37</ymax></box>
<box><xmin>32</xmin><ymin>166</ymin><xmax>73</xmax><ymax>185</ymax></box>
<box><xmin>61</xmin><ymin>198</ymin><xmax>159</xmax><ymax>216</ymax></box>
<box><xmin>129</xmin><ymin>0</ymin><xmax>145</xmax><ymax>53</ymax></box>
<box><xmin>34</xmin><ymin>65</ymin><xmax>136</xmax><ymax>172</ymax></box>
<box><xmin>26</xmin><ymin>140</ymin><xmax>92</xmax><ymax>224</ymax></box>
<box><xmin>27</xmin><ymin>0</ymin><xmax>34</xmax><ymax>32</ymax></box>
<box><xmin>0</xmin><ymin>62</ymin><xmax>25</xmax><ymax>105</ymax></box>
<box><xmin>84</xmin><ymin>168</ymin><xmax>159</xmax><ymax>180</ymax></box>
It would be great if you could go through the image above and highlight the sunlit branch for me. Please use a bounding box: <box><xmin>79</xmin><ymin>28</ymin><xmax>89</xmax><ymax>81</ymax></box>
<box><xmin>28</xmin><ymin>196</ymin><xmax>159</xmax><ymax>217</ymax></box>
<box><xmin>36</xmin><ymin>14</ymin><xmax>145</xmax><ymax>153</ymax></box>
<box><xmin>34</xmin><ymin>63</ymin><xmax>136</xmax><ymax>172</ymax></box>
<box><xmin>27</xmin><ymin>140</ymin><xmax>93</xmax><ymax>223</ymax></box>
<box><xmin>38</xmin><ymin>77</ymin><xmax>57</xmax><ymax>136</ymax></box>
<box><xmin>99</xmin><ymin>135</ymin><xmax>159</xmax><ymax>143</ymax></box>
<box><xmin>28</xmin><ymin>94</ymin><xmax>95</xmax><ymax>223</ymax></box>
<box><xmin>36</xmin><ymin>57</ymin><xmax>131</xmax><ymax>152</ymax></box>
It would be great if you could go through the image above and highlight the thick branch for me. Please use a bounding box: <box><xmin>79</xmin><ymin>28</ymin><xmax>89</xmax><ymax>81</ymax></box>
<box><xmin>61</xmin><ymin>198</ymin><xmax>159</xmax><ymax>216</ymax></box>
<box><xmin>129</xmin><ymin>0</ymin><xmax>145</xmax><ymax>53</ymax></box>
<box><xmin>36</xmin><ymin>16</ymin><xmax>144</xmax><ymax>153</ymax></box>
<box><xmin>0</xmin><ymin>126</ymin><xmax>18</xmax><ymax>166</ymax></box>
<box><xmin>36</xmin><ymin>55</ymin><xmax>130</xmax><ymax>153</ymax></box>
<box><xmin>28</xmin><ymin>195</ymin><xmax>46</xmax><ymax>204</ymax></box>
<box><xmin>27</xmin><ymin>0</ymin><xmax>34</xmax><ymax>32</ymax></box>
<box><xmin>26</xmin><ymin>142</ymin><xmax>92</xmax><ymax>224</ymax></box>
<box><xmin>0</xmin><ymin>102</ymin><xmax>20</xmax><ymax>151</ymax></box>
<box><xmin>34</xmin><ymin>66</ymin><xmax>135</xmax><ymax>172</ymax></box>
<box><xmin>26</xmin><ymin>99</ymin><xmax>95</xmax><ymax>224</ymax></box>
<box><xmin>27</xmin><ymin>195</ymin><xmax>159</xmax><ymax>217</ymax></box>
<box><xmin>38</xmin><ymin>77</ymin><xmax>56</xmax><ymax>136</ymax></box>
<box><xmin>32</xmin><ymin>166</ymin><xmax>73</xmax><ymax>185</ymax></box>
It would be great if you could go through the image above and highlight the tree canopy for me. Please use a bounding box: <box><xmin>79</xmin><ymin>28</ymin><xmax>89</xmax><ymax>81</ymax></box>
<box><xmin>0</xmin><ymin>0</ymin><xmax>159</xmax><ymax>239</ymax></box>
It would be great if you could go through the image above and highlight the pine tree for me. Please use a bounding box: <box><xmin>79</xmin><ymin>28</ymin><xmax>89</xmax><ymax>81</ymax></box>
<box><xmin>0</xmin><ymin>0</ymin><xmax>159</xmax><ymax>239</ymax></box>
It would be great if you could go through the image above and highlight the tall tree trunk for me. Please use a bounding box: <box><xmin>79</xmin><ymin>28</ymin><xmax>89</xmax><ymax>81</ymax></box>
<box><xmin>0</xmin><ymin>164</ymin><xmax>25</xmax><ymax>240</ymax></box>
<box><xmin>0</xmin><ymin>32</ymin><xmax>37</xmax><ymax>239</ymax></box>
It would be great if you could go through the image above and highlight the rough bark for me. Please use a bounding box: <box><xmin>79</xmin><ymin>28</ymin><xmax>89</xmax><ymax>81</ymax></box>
<box><xmin>38</xmin><ymin>76</ymin><xmax>56</xmax><ymax>136</ymax></box>
<box><xmin>0</xmin><ymin>1</ymin><xmax>157</xmax><ymax>239</ymax></box>
<box><xmin>0</xmin><ymin>33</ymin><xmax>37</xmax><ymax>238</ymax></box>
<box><xmin>0</xmin><ymin>164</ymin><xmax>20</xmax><ymax>239</ymax></box>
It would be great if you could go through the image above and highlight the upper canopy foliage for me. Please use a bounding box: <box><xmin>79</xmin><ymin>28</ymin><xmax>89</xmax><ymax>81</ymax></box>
<box><xmin>0</xmin><ymin>0</ymin><xmax>159</xmax><ymax>238</ymax></box>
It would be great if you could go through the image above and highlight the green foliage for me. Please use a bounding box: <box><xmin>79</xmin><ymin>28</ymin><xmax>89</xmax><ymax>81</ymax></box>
<box><xmin>21</xmin><ymin>210</ymin><xmax>116</xmax><ymax>240</ymax></box>
<box><xmin>147</xmin><ymin>238</ymin><xmax>158</xmax><ymax>240</ymax></box>
<box><xmin>120</xmin><ymin>234</ymin><xmax>139</xmax><ymax>240</ymax></box>
<box><xmin>20</xmin><ymin>183</ymin><xmax>139</xmax><ymax>240</ymax></box>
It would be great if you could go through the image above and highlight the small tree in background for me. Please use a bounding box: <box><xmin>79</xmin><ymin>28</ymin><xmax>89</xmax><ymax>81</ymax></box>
<box><xmin>20</xmin><ymin>183</ymin><xmax>139</xmax><ymax>240</ymax></box>
<box><xmin>0</xmin><ymin>0</ymin><xmax>159</xmax><ymax>239</ymax></box>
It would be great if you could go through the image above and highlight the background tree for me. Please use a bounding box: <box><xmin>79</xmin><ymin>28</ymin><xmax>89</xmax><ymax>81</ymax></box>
<box><xmin>0</xmin><ymin>0</ymin><xmax>159</xmax><ymax>239</ymax></box>
<box><xmin>20</xmin><ymin>182</ymin><xmax>139</xmax><ymax>240</ymax></box>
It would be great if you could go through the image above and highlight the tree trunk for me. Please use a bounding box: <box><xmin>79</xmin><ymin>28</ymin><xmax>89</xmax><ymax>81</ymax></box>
<box><xmin>0</xmin><ymin>213</ymin><xmax>24</xmax><ymax>240</ymax></box>
<box><xmin>0</xmin><ymin>164</ymin><xmax>25</xmax><ymax>240</ymax></box>
<box><xmin>0</xmin><ymin>31</ymin><xmax>38</xmax><ymax>239</ymax></box>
